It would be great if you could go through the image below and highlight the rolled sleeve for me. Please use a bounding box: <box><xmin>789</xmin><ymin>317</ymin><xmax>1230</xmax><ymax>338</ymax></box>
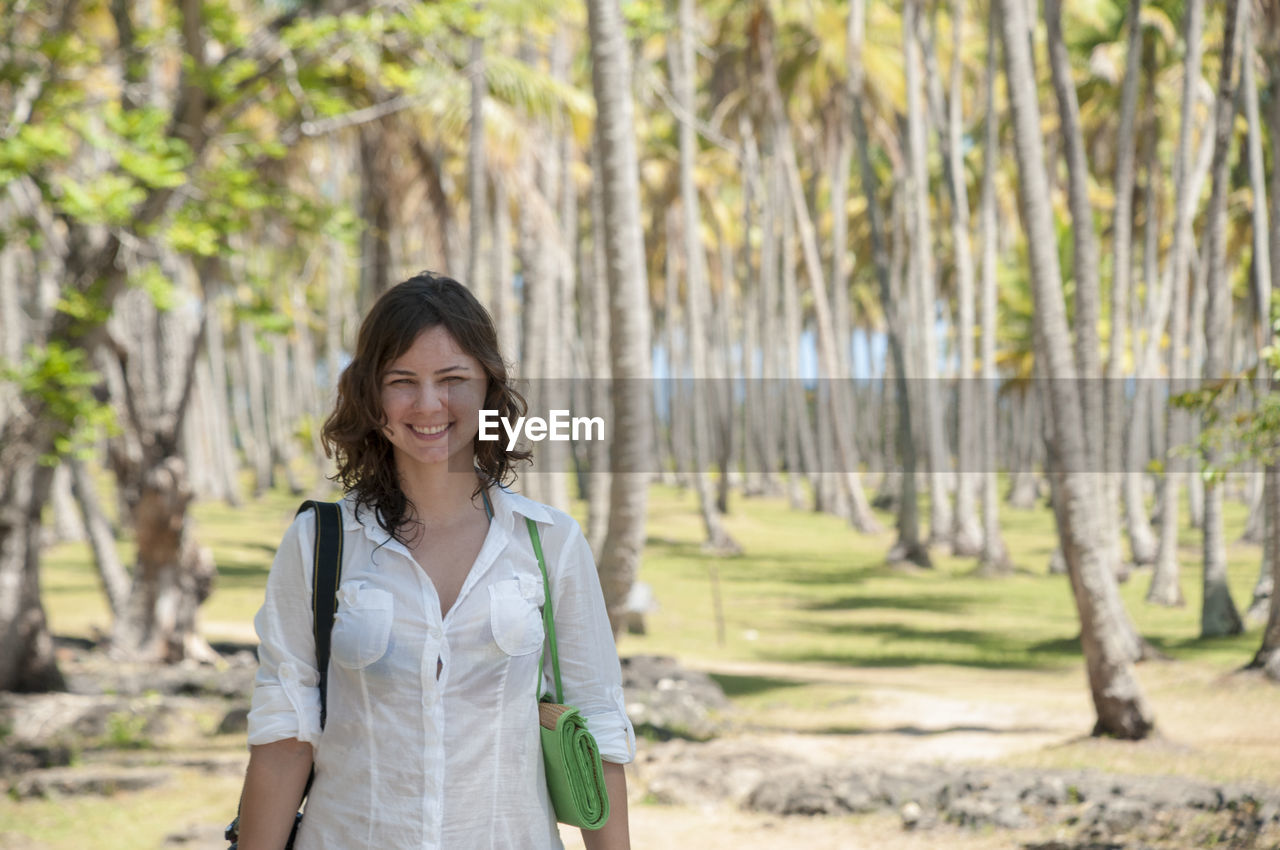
<box><xmin>544</xmin><ymin>522</ymin><xmax>636</xmax><ymax>765</ymax></box>
<box><xmin>246</xmin><ymin>510</ymin><xmax>323</xmax><ymax>747</ymax></box>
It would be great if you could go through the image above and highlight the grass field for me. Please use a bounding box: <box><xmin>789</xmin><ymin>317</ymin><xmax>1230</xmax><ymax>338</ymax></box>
<box><xmin>8</xmin><ymin>475</ymin><xmax>1279</xmax><ymax>849</ymax></box>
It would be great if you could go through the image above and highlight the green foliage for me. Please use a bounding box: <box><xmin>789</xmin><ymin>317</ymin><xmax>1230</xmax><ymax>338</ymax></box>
<box><xmin>1171</xmin><ymin>306</ymin><xmax>1280</xmax><ymax>480</ymax></box>
<box><xmin>0</xmin><ymin>123</ymin><xmax>75</xmax><ymax>185</ymax></box>
<box><xmin>2</xmin><ymin>343</ymin><xmax>117</xmax><ymax>464</ymax></box>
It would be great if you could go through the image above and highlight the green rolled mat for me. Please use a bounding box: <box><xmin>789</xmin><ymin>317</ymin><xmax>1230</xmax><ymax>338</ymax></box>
<box><xmin>539</xmin><ymin>701</ymin><xmax>610</xmax><ymax>830</ymax></box>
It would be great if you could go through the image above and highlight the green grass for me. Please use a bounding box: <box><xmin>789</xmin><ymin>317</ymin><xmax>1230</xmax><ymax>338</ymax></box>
<box><xmin>615</xmin><ymin>482</ymin><xmax>1263</xmax><ymax>673</ymax></box>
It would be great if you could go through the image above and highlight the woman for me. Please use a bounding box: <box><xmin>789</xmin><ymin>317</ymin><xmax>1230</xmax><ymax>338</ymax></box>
<box><xmin>235</xmin><ymin>273</ymin><xmax>634</xmax><ymax>849</ymax></box>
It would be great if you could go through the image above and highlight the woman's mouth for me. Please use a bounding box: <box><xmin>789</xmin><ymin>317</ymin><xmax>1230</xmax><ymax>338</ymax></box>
<box><xmin>409</xmin><ymin>423</ymin><xmax>449</xmax><ymax>438</ymax></box>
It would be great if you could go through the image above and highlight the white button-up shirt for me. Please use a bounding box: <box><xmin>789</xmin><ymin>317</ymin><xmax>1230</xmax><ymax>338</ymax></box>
<box><xmin>247</xmin><ymin>486</ymin><xmax>635</xmax><ymax>850</ymax></box>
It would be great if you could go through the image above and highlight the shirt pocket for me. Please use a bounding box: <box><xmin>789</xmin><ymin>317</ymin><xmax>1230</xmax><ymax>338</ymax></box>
<box><xmin>330</xmin><ymin>581</ymin><xmax>395</xmax><ymax>669</ymax></box>
<box><xmin>488</xmin><ymin>576</ymin><xmax>545</xmax><ymax>656</ymax></box>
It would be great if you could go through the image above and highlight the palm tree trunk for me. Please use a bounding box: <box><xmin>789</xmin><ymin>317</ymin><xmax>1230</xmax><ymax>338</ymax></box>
<box><xmin>1241</xmin><ymin>15</ymin><xmax>1274</xmax><ymax>620</ymax></box>
<box><xmin>737</xmin><ymin>118</ymin><xmax>765</xmax><ymax>497</ymax></box>
<box><xmin>1250</xmin><ymin>465</ymin><xmax>1280</xmax><ymax>679</ymax></box>
<box><xmin>998</xmin><ymin>0</ymin><xmax>1154</xmax><ymax>739</ymax></box>
<box><xmin>467</xmin><ymin>33</ymin><xmax>488</xmax><ymax>301</ymax></box>
<box><xmin>491</xmin><ymin>176</ymin><xmax>518</xmax><ymax>360</ymax></box>
<box><xmin>584</xmin><ymin>143</ymin><xmax>613</xmax><ymax>558</ymax></box>
<box><xmin>1187</xmin><ymin>251</ymin><xmax>1208</xmax><ymax>529</ymax></box>
<box><xmin>1199</xmin><ymin>0</ymin><xmax>1245</xmax><ymax>638</ymax></box>
<box><xmin>1109</xmin><ymin>0</ymin><xmax>1144</xmax><ymax>569</ymax></box>
<box><xmin>1149</xmin><ymin>0</ymin><xmax>1209</xmax><ymax>606</ymax></box>
<box><xmin>778</xmin><ymin>184</ymin><xmax>821</xmax><ymax>513</ymax></box>
<box><xmin>586</xmin><ymin>0</ymin><xmax>655</xmax><ymax>636</ymax></box>
<box><xmin>977</xmin><ymin>3</ymin><xmax>1011</xmax><ymax>575</ymax></box>
<box><xmin>757</xmin><ymin>137</ymin><xmax>785</xmax><ymax>496</ymax></box>
<box><xmin>1045</xmin><ymin>0</ymin><xmax>1123</xmax><ymax>583</ymax></box>
<box><xmin>848</xmin><ymin>0</ymin><xmax>922</xmax><ymax>562</ymax></box>
<box><xmin>904</xmin><ymin>0</ymin><xmax>951</xmax><ymax>546</ymax></box>
<box><xmin>68</xmin><ymin>456</ymin><xmax>130</xmax><ymax>616</ymax></box>
<box><xmin>235</xmin><ymin>318</ymin><xmax>273</xmax><ymax>496</ymax></box>
<box><xmin>0</xmin><ymin>454</ymin><xmax>64</xmax><ymax>692</ymax></box>
<box><xmin>1124</xmin><ymin>144</ymin><xmax>1160</xmax><ymax>565</ymax></box>
<box><xmin>672</xmin><ymin>0</ymin><xmax>738</xmax><ymax>551</ymax></box>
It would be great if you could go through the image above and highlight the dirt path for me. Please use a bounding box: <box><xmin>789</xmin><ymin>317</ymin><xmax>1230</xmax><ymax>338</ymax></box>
<box><xmin>563</xmin><ymin>659</ymin><xmax>1099</xmax><ymax>850</ymax></box>
<box><xmin>681</xmin><ymin>657</ymin><xmax>1094</xmax><ymax>764</ymax></box>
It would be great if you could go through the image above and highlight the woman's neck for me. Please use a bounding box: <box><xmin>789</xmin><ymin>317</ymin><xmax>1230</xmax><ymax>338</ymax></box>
<box><xmin>398</xmin><ymin>464</ymin><xmax>486</xmax><ymax>530</ymax></box>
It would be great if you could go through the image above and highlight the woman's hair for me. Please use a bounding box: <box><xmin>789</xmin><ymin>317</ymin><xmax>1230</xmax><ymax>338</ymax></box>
<box><xmin>321</xmin><ymin>272</ymin><xmax>530</xmax><ymax>542</ymax></box>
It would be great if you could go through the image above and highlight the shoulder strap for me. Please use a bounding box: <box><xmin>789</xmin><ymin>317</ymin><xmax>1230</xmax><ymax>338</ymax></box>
<box><xmin>297</xmin><ymin>500</ymin><xmax>344</xmax><ymax>728</ymax></box>
<box><xmin>528</xmin><ymin>517</ymin><xmax>564</xmax><ymax>704</ymax></box>
<box><xmin>229</xmin><ymin>500</ymin><xmax>343</xmax><ymax>842</ymax></box>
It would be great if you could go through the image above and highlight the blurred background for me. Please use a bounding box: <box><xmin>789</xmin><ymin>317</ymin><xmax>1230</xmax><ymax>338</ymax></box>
<box><xmin>2</xmin><ymin>0</ymin><xmax>1280</xmax><ymax>847</ymax></box>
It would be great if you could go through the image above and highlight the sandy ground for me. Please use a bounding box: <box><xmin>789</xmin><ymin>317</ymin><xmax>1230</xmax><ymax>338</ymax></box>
<box><xmin>556</xmin><ymin>658</ymin><xmax>1100</xmax><ymax>850</ymax></box>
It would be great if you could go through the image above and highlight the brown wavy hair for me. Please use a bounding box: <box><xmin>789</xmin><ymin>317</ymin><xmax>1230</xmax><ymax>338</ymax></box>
<box><xmin>321</xmin><ymin>272</ymin><xmax>531</xmax><ymax>543</ymax></box>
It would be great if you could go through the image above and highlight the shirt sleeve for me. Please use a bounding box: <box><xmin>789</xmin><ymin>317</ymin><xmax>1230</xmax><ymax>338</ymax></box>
<box><xmin>543</xmin><ymin>520</ymin><xmax>636</xmax><ymax>765</ymax></box>
<box><xmin>246</xmin><ymin>509</ymin><xmax>323</xmax><ymax>748</ymax></box>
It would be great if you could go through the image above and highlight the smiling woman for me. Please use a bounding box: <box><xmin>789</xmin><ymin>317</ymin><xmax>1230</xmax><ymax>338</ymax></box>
<box><xmin>229</xmin><ymin>272</ymin><xmax>636</xmax><ymax>850</ymax></box>
<box><xmin>379</xmin><ymin>325</ymin><xmax>489</xmax><ymax>473</ymax></box>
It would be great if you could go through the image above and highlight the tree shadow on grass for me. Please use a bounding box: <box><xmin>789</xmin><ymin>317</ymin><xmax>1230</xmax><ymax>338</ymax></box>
<box><xmin>760</xmin><ymin>621</ymin><xmax>1081</xmax><ymax>671</ymax></box>
<box><xmin>799</xmin><ymin>722</ymin><xmax>1060</xmax><ymax>737</ymax></box>
<box><xmin>212</xmin><ymin>562</ymin><xmax>275</xmax><ymax>581</ymax></box>
<box><xmin>707</xmin><ymin>672</ymin><xmax>809</xmax><ymax>698</ymax></box>
<box><xmin>800</xmin><ymin>593</ymin><xmax>974</xmax><ymax>614</ymax></box>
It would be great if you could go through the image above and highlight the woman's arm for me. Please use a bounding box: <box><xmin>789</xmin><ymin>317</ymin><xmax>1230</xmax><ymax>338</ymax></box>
<box><xmin>580</xmin><ymin>761</ymin><xmax>629</xmax><ymax>850</ymax></box>
<box><xmin>233</xmin><ymin>738</ymin><xmax>314</xmax><ymax>850</ymax></box>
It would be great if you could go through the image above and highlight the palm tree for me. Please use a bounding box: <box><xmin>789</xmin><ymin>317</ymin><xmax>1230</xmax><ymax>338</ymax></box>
<box><xmin>940</xmin><ymin>0</ymin><xmax>983</xmax><ymax>558</ymax></box>
<box><xmin>976</xmin><ymin>0</ymin><xmax>1011</xmax><ymax>575</ymax></box>
<box><xmin>1044</xmin><ymin>0</ymin><xmax>1124</xmax><ymax>584</ymax></box>
<box><xmin>848</xmin><ymin>0</ymin><xmax>927</xmax><ymax>565</ymax></box>
<box><xmin>1198</xmin><ymin>0</ymin><xmax>1245</xmax><ymax>638</ymax></box>
<box><xmin>585</xmin><ymin>0</ymin><xmax>655</xmax><ymax>635</ymax></box>
<box><xmin>1109</xmin><ymin>0</ymin><xmax>1157</xmax><ymax>568</ymax></box>
<box><xmin>904</xmin><ymin>0</ymin><xmax>952</xmax><ymax>547</ymax></box>
<box><xmin>1242</xmin><ymin>14</ymin><xmax>1274</xmax><ymax>621</ymax></box>
<box><xmin>671</xmin><ymin>0</ymin><xmax>739</xmax><ymax>553</ymax></box>
<box><xmin>1149</xmin><ymin>0</ymin><xmax>1209</xmax><ymax>608</ymax></box>
<box><xmin>998</xmin><ymin>0</ymin><xmax>1154</xmax><ymax>738</ymax></box>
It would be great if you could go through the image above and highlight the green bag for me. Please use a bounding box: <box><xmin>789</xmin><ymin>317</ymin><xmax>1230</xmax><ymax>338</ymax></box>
<box><xmin>527</xmin><ymin>517</ymin><xmax>610</xmax><ymax>830</ymax></box>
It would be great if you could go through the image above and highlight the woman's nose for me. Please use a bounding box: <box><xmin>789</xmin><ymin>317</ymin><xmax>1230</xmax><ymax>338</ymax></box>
<box><xmin>412</xmin><ymin>384</ymin><xmax>447</xmax><ymax>412</ymax></box>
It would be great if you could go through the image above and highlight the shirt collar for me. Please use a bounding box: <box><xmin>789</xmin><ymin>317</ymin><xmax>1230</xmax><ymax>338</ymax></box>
<box><xmin>486</xmin><ymin>483</ymin><xmax>552</xmax><ymax>527</ymax></box>
<box><xmin>338</xmin><ymin>484</ymin><xmax>551</xmax><ymax>538</ymax></box>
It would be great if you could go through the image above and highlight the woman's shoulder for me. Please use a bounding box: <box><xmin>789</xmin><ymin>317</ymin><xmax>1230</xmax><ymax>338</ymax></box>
<box><xmin>498</xmin><ymin>487</ymin><xmax>581</xmax><ymax>533</ymax></box>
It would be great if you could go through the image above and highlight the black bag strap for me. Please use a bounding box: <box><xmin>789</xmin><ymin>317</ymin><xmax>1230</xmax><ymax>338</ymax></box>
<box><xmin>298</xmin><ymin>500</ymin><xmax>344</xmax><ymax>728</ymax></box>
<box><xmin>228</xmin><ymin>500</ymin><xmax>344</xmax><ymax>847</ymax></box>
<box><xmin>297</xmin><ymin>500</ymin><xmax>343</xmax><ymax>804</ymax></box>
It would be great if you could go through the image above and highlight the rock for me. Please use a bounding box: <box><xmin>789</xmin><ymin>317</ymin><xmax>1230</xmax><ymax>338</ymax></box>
<box><xmin>994</xmin><ymin>802</ymin><xmax>1033</xmax><ymax>829</ymax></box>
<box><xmin>900</xmin><ymin>800</ymin><xmax>923</xmax><ymax>829</ymax></box>
<box><xmin>163</xmin><ymin>823</ymin><xmax>229</xmax><ymax>847</ymax></box>
<box><xmin>9</xmin><ymin>766</ymin><xmax>172</xmax><ymax>799</ymax></box>
<box><xmin>621</xmin><ymin>655</ymin><xmax>729</xmax><ymax>741</ymax></box>
<box><xmin>1024</xmin><ymin>775</ymin><xmax>1069</xmax><ymax>806</ymax></box>
<box><xmin>0</xmin><ymin>743</ymin><xmax>74</xmax><ymax>777</ymax></box>
<box><xmin>638</xmin><ymin>738</ymin><xmax>793</xmax><ymax>807</ymax></box>
<box><xmin>946</xmin><ymin>795</ymin><xmax>998</xmax><ymax>828</ymax></box>
<box><xmin>1085</xmin><ymin>798</ymin><xmax>1147</xmax><ymax>836</ymax></box>
<box><xmin>217</xmin><ymin>707</ymin><xmax>250</xmax><ymax>735</ymax></box>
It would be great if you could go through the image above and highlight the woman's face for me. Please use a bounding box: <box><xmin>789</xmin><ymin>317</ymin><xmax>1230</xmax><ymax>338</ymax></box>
<box><xmin>379</xmin><ymin>325</ymin><xmax>488</xmax><ymax>475</ymax></box>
